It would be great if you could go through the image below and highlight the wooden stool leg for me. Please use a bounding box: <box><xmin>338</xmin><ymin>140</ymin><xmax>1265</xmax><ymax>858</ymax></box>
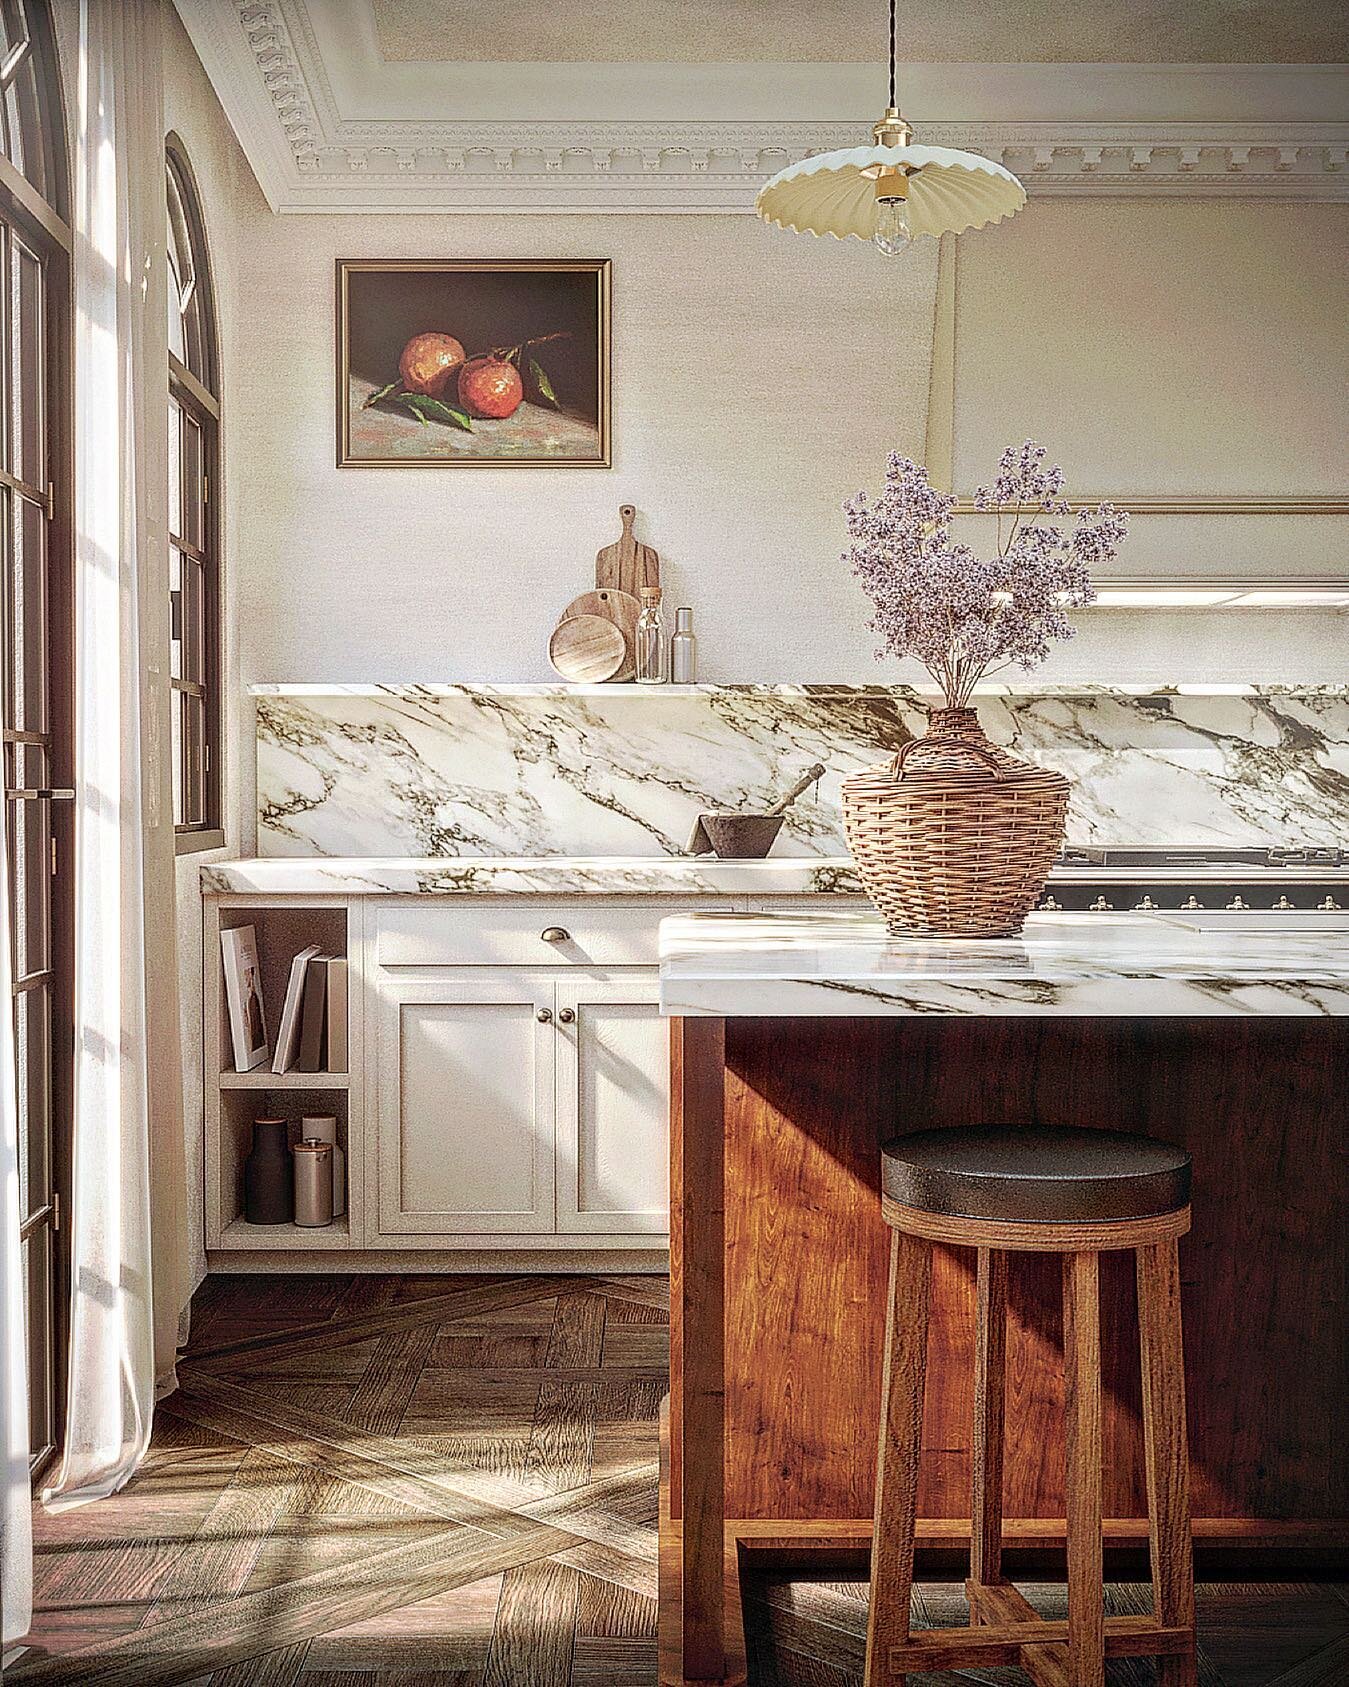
<box><xmin>1063</xmin><ymin>1249</ymin><xmax>1106</xmax><ymax>1687</ymax></box>
<box><xmin>865</xmin><ymin>1228</ymin><xmax>932</xmax><ymax>1687</ymax></box>
<box><xmin>970</xmin><ymin>1246</ymin><xmax>1008</xmax><ymax>1596</ymax></box>
<box><xmin>1138</xmin><ymin>1238</ymin><xmax>1199</xmax><ymax>1687</ymax></box>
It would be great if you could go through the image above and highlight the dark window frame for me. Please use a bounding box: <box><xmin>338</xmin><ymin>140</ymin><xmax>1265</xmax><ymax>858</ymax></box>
<box><xmin>165</xmin><ymin>136</ymin><xmax>223</xmax><ymax>853</ymax></box>
<box><xmin>0</xmin><ymin>0</ymin><xmax>74</xmax><ymax>1483</ymax></box>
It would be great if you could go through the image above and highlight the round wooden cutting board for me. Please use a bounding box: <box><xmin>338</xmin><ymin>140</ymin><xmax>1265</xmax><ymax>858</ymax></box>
<box><xmin>548</xmin><ymin>612</ymin><xmax>626</xmax><ymax>682</ymax></box>
<box><xmin>559</xmin><ymin>588</ymin><xmax>642</xmax><ymax>682</ymax></box>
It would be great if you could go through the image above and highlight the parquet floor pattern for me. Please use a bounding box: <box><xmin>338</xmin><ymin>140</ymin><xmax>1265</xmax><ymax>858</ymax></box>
<box><xmin>14</xmin><ymin>1273</ymin><xmax>1349</xmax><ymax>1686</ymax></box>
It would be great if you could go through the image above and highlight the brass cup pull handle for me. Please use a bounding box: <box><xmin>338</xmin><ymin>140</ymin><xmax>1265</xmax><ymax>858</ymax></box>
<box><xmin>536</xmin><ymin>1007</ymin><xmax>553</xmax><ymax>1024</ymax></box>
<box><xmin>540</xmin><ymin>926</ymin><xmax>570</xmax><ymax>943</ymax></box>
<box><xmin>557</xmin><ymin>1007</ymin><xmax>576</xmax><ymax>1025</ymax></box>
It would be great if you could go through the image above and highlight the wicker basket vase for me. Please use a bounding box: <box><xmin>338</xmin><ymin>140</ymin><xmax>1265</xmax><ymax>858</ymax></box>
<box><xmin>841</xmin><ymin>707</ymin><xmax>1069</xmax><ymax>938</ymax></box>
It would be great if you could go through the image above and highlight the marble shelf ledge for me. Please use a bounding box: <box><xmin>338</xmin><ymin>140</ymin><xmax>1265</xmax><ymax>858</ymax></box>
<box><xmin>659</xmin><ymin>909</ymin><xmax>1349</xmax><ymax>1018</ymax></box>
<box><xmin>201</xmin><ymin>856</ymin><xmax>865</xmax><ymax>898</ymax></box>
<box><xmin>248</xmin><ymin>681</ymin><xmax>1349</xmax><ymax>699</ymax></box>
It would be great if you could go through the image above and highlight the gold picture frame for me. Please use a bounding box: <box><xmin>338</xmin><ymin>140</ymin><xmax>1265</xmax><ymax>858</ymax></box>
<box><xmin>337</xmin><ymin>258</ymin><xmax>612</xmax><ymax>468</ymax></box>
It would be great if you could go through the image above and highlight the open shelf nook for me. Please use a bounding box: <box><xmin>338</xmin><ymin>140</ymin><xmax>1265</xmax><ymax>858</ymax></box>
<box><xmin>205</xmin><ymin>898</ymin><xmax>361</xmax><ymax>1252</ymax></box>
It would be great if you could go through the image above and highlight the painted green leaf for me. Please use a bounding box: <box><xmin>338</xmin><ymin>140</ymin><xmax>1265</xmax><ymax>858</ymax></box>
<box><xmin>530</xmin><ymin>357</ymin><xmax>559</xmax><ymax>408</ymax></box>
<box><xmin>394</xmin><ymin>392</ymin><xmax>474</xmax><ymax>432</ymax></box>
<box><xmin>363</xmin><ymin>380</ymin><xmax>400</xmax><ymax>409</ymax></box>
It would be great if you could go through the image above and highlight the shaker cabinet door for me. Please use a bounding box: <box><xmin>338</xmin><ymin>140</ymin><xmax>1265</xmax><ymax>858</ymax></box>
<box><xmin>554</xmin><ymin>979</ymin><xmax>670</xmax><ymax>1235</ymax></box>
<box><xmin>375</xmin><ymin>971</ymin><xmax>555</xmax><ymax>1235</ymax></box>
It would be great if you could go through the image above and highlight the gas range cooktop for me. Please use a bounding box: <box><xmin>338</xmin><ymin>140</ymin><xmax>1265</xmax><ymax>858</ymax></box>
<box><xmin>1043</xmin><ymin>846</ymin><xmax>1347</xmax><ymax>912</ymax></box>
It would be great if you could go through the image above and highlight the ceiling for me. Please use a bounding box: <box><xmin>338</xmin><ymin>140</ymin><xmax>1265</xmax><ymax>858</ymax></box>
<box><xmin>370</xmin><ymin>0</ymin><xmax>1349</xmax><ymax>65</ymax></box>
<box><xmin>173</xmin><ymin>0</ymin><xmax>1349</xmax><ymax>213</ymax></box>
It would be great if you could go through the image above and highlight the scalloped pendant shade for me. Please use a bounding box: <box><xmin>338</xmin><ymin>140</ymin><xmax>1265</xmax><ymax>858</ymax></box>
<box><xmin>755</xmin><ymin>0</ymin><xmax>1026</xmax><ymax>248</ymax></box>
<box><xmin>756</xmin><ymin>141</ymin><xmax>1027</xmax><ymax>242</ymax></box>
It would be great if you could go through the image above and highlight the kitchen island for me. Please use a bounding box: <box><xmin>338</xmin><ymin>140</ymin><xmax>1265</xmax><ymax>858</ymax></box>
<box><xmin>658</xmin><ymin>910</ymin><xmax>1349</xmax><ymax>1685</ymax></box>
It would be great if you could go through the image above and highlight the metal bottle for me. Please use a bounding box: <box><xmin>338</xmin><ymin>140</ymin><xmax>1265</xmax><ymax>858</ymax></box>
<box><xmin>670</xmin><ymin>607</ymin><xmax>697</xmax><ymax>683</ymax></box>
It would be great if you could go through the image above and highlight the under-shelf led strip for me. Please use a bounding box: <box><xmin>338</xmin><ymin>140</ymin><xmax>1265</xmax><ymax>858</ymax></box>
<box><xmin>1082</xmin><ymin>580</ymin><xmax>1349</xmax><ymax>608</ymax></box>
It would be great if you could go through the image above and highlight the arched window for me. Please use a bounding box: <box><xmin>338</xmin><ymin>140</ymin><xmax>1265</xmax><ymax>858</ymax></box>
<box><xmin>0</xmin><ymin>0</ymin><xmax>72</xmax><ymax>1479</ymax></box>
<box><xmin>0</xmin><ymin>0</ymin><xmax>65</xmax><ymax>206</ymax></box>
<box><xmin>166</xmin><ymin>137</ymin><xmax>221</xmax><ymax>846</ymax></box>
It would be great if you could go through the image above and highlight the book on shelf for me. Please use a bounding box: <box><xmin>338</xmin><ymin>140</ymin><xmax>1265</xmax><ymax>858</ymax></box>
<box><xmin>324</xmin><ymin>957</ymin><xmax>348</xmax><ymax>1072</ymax></box>
<box><xmin>296</xmin><ymin>954</ymin><xmax>328</xmax><ymax>1072</ymax></box>
<box><xmin>272</xmin><ymin>944</ymin><xmax>321</xmax><ymax>1074</ymax></box>
<box><xmin>220</xmin><ymin>925</ymin><xmax>269</xmax><ymax>1072</ymax></box>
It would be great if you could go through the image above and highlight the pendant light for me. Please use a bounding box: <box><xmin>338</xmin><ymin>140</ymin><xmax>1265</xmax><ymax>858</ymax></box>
<box><xmin>756</xmin><ymin>0</ymin><xmax>1026</xmax><ymax>256</ymax></box>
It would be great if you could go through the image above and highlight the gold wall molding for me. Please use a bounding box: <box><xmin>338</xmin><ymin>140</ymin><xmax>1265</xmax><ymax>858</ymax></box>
<box><xmin>953</xmin><ymin>497</ymin><xmax>1349</xmax><ymax>516</ymax></box>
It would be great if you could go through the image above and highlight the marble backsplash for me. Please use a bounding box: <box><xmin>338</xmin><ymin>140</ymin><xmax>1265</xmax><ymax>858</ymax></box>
<box><xmin>253</xmin><ymin>683</ymin><xmax>1349</xmax><ymax>859</ymax></box>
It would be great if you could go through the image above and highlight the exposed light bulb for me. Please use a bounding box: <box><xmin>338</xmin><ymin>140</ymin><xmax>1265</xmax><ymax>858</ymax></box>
<box><xmin>872</xmin><ymin>195</ymin><xmax>912</xmax><ymax>257</ymax></box>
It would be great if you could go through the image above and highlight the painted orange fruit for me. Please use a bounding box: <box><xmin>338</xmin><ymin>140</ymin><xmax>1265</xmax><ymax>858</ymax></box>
<box><xmin>398</xmin><ymin>332</ymin><xmax>466</xmax><ymax>397</ymax></box>
<box><xmin>458</xmin><ymin>355</ymin><xmax>524</xmax><ymax>419</ymax></box>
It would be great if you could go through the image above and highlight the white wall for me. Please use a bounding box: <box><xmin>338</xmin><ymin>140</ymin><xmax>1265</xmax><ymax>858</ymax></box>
<box><xmin>230</xmin><ymin>198</ymin><xmax>1348</xmax><ymax>721</ymax></box>
<box><xmin>231</xmin><ymin>208</ymin><xmax>940</xmax><ymax>685</ymax></box>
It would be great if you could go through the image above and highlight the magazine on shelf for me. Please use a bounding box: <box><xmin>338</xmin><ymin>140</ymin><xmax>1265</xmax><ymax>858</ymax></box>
<box><xmin>220</xmin><ymin>925</ymin><xmax>269</xmax><ymax>1072</ymax></box>
<box><xmin>272</xmin><ymin>944</ymin><xmax>321</xmax><ymax>1075</ymax></box>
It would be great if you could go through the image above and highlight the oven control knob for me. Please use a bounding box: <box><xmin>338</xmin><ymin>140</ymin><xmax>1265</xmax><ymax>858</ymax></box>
<box><xmin>1181</xmin><ymin>895</ymin><xmax>1203</xmax><ymax>910</ymax></box>
<box><xmin>1227</xmin><ymin>895</ymin><xmax>1249</xmax><ymax>910</ymax></box>
<box><xmin>1039</xmin><ymin>894</ymin><xmax>1061</xmax><ymax>910</ymax></box>
<box><xmin>1319</xmin><ymin>895</ymin><xmax>1341</xmax><ymax>912</ymax></box>
<box><xmin>1134</xmin><ymin>894</ymin><xmax>1159</xmax><ymax>911</ymax></box>
<box><xmin>1273</xmin><ymin>895</ymin><xmax>1294</xmax><ymax>910</ymax></box>
<box><xmin>1089</xmin><ymin>895</ymin><xmax>1113</xmax><ymax>911</ymax></box>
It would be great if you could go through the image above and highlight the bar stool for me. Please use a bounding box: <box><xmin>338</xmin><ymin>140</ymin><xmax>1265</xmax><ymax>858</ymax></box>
<box><xmin>864</xmin><ymin>1124</ymin><xmax>1198</xmax><ymax>1687</ymax></box>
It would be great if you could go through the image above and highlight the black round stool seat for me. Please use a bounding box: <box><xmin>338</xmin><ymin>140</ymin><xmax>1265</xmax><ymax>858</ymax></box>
<box><xmin>881</xmin><ymin>1124</ymin><xmax>1191</xmax><ymax>1224</ymax></box>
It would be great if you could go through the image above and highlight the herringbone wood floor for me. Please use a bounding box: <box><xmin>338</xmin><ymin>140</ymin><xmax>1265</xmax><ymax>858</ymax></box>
<box><xmin>14</xmin><ymin>1273</ymin><xmax>1349</xmax><ymax>1686</ymax></box>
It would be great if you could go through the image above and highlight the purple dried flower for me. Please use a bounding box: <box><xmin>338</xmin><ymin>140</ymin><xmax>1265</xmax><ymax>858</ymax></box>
<box><xmin>844</xmin><ymin>446</ymin><xmax>1128</xmax><ymax>706</ymax></box>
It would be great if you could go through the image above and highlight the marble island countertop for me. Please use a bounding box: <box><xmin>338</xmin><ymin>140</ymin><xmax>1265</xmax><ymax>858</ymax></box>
<box><xmin>658</xmin><ymin>909</ymin><xmax>1349</xmax><ymax>1017</ymax></box>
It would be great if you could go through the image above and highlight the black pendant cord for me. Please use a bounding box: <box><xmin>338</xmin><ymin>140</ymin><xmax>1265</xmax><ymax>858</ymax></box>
<box><xmin>889</xmin><ymin>0</ymin><xmax>897</xmax><ymax>108</ymax></box>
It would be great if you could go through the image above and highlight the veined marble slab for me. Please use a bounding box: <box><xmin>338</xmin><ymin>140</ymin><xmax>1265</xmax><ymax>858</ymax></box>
<box><xmin>659</xmin><ymin>909</ymin><xmax>1349</xmax><ymax>1017</ymax></box>
<box><xmin>254</xmin><ymin>683</ymin><xmax>1349</xmax><ymax>859</ymax></box>
<box><xmin>201</xmin><ymin>855</ymin><xmax>862</xmax><ymax>898</ymax></box>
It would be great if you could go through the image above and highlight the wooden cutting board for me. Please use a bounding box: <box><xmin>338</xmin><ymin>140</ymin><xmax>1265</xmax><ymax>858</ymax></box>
<box><xmin>559</xmin><ymin>588</ymin><xmax>642</xmax><ymax>682</ymax></box>
<box><xmin>548</xmin><ymin>613</ymin><xmax>626</xmax><ymax>683</ymax></box>
<box><xmin>595</xmin><ymin>504</ymin><xmax>660</xmax><ymax>598</ymax></box>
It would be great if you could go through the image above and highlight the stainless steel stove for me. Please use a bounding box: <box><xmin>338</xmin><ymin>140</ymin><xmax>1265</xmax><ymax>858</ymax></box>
<box><xmin>1042</xmin><ymin>846</ymin><xmax>1347</xmax><ymax>913</ymax></box>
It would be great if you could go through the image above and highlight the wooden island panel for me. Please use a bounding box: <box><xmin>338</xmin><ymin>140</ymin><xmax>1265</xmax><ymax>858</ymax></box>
<box><xmin>703</xmin><ymin>1015</ymin><xmax>1346</xmax><ymax>1527</ymax></box>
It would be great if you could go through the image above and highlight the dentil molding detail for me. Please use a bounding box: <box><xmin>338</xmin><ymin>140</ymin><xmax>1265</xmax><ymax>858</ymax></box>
<box><xmin>179</xmin><ymin>1</ymin><xmax>1349</xmax><ymax>214</ymax></box>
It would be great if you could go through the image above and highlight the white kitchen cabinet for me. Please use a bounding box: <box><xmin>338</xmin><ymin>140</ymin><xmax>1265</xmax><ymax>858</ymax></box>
<box><xmin>554</xmin><ymin>978</ymin><xmax>670</xmax><ymax>1235</ymax></box>
<box><xmin>375</xmin><ymin>970</ymin><xmax>556</xmax><ymax>1236</ymax></box>
<box><xmin>205</xmin><ymin>895</ymin><xmax>738</xmax><ymax>1261</ymax></box>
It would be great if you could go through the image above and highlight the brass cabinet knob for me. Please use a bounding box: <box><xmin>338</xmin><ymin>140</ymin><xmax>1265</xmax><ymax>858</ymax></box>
<box><xmin>536</xmin><ymin>1007</ymin><xmax>553</xmax><ymax>1024</ymax></box>
<box><xmin>557</xmin><ymin>1007</ymin><xmax>576</xmax><ymax>1024</ymax></box>
<box><xmin>541</xmin><ymin>926</ymin><xmax>570</xmax><ymax>943</ymax></box>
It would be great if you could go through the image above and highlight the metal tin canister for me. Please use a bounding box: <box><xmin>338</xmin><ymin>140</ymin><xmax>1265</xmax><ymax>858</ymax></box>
<box><xmin>292</xmin><ymin>1138</ymin><xmax>334</xmax><ymax>1227</ymax></box>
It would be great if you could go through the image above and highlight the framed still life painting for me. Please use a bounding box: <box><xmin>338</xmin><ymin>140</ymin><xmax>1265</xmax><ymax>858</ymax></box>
<box><xmin>337</xmin><ymin>258</ymin><xmax>611</xmax><ymax>468</ymax></box>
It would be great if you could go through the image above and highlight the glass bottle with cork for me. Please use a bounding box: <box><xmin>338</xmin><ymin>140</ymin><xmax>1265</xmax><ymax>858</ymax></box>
<box><xmin>636</xmin><ymin>586</ymin><xmax>667</xmax><ymax>684</ymax></box>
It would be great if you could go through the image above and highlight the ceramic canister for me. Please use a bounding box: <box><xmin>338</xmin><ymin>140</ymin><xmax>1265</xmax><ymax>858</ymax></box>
<box><xmin>244</xmin><ymin>1118</ymin><xmax>293</xmax><ymax>1224</ymax></box>
<box><xmin>292</xmin><ymin>1138</ymin><xmax>334</xmax><ymax>1228</ymax></box>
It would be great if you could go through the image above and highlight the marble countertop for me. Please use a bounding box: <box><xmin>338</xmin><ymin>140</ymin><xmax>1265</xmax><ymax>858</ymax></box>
<box><xmin>658</xmin><ymin>909</ymin><xmax>1349</xmax><ymax>1017</ymax></box>
<box><xmin>201</xmin><ymin>856</ymin><xmax>863</xmax><ymax>897</ymax></box>
<box><xmin>203</xmin><ymin>856</ymin><xmax>1349</xmax><ymax>900</ymax></box>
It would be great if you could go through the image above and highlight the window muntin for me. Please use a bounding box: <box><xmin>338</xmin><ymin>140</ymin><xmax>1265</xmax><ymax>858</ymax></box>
<box><xmin>165</xmin><ymin>140</ymin><xmax>220</xmax><ymax>843</ymax></box>
<box><xmin>0</xmin><ymin>0</ymin><xmax>69</xmax><ymax>1476</ymax></box>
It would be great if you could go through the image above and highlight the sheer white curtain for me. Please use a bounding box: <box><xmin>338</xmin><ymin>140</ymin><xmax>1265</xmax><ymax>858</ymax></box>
<box><xmin>1</xmin><ymin>801</ymin><xmax>28</xmax><ymax>1653</ymax></box>
<box><xmin>43</xmin><ymin>0</ymin><xmax>189</xmax><ymax>1513</ymax></box>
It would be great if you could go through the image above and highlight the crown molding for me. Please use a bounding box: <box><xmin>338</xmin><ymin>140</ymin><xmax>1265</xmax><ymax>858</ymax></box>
<box><xmin>173</xmin><ymin>1</ymin><xmax>1349</xmax><ymax>214</ymax></box>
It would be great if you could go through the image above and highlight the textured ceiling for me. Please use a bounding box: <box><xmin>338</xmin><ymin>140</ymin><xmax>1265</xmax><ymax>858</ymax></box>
<box><xmin>370</xmin><ymin>0</ymin><xmax>1349</xmax><ymax>64</ymax></box>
